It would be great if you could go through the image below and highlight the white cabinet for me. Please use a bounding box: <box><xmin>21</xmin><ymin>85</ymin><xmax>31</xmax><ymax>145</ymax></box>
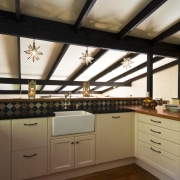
<box><xmin>50</xmin><ymin>134</ymin><xmax>95</xmax><ymax>173</ymax></box>
<box><xmin>0</xmin><ymin>120</ymin><xmax>11</xmax><ymax>180</ymax></box>
<box><xmin>96</xmin><ymin>112</ymin><xmax>133</xmax><ymax>164</ymax></box>
<box><xmin>136</xmin><ymin>113</ymin><xmax>180</xmax><ymax>180</ymax></box>
<box><xmin>11</xmin><ymin>117</ymin><xmax>48</xmax><ymax>180</ymax></box>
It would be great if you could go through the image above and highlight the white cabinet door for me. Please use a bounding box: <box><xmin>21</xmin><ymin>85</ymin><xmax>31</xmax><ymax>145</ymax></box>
<box><xmin>50</xmin><ymin>134</ymin><xmax>95</xmax><ymax>174</ymax></box>
<box><xmin>96</xmin><ymin>113</ymin><xmax>132</xmax><ymax>164</ymax></box>
<box><xmin>12</xmin><ymin>117</ymin><xmax>47</xmax><ymax>151</ymax></box>
<box><xmin>12</xmin><ymin>147</ymin><xmax>47</xmax><ymax>180</ymax></box>
<box><xmin>0</xmin><ymin>120</ymin><xmax>11</xmax><ymax>180</ymax></box>
<box><xmin>75</xmin><ymin>135</ymin><xmax>95</xmax><ymax>168</ymax></box>
<box><xmin>50</xmin><ymin>137</ymin><xmax>74</xmax><ymax>173</ymax></box>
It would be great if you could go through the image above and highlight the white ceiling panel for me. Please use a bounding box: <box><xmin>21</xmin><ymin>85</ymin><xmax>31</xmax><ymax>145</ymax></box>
<box><xmin>75</xmin><ymin>50</ymin><xmax>127</xmax><ymax>81</ymax></box>
<box><xmin>21</xmin><ymin>37</ymin><xmax>63</xmax><ymax>79</ymax></box>
<box><xmin>97</xmin><ymin>54</ymin><xmax>147</xmax><ymax>82</ymax></box>
<box><xmin>20</xmin><ymin>0</ymin><xmax>86</xmax><ymax>24</ymax></box>
<box><xmin>50</xmin><ymin>45</ymin><xmax>97</xmax><ymax>81</ymax></box>
<box><xmin>83</xmin><ymin>0</ymin><xmax>151</xmax><ymax>33</ymax></box>
<box><xmin>129</xmin><ymin>0</ymin><xmax>180</xmax><ymax>40</ymax></box>
<box><xmin>153</xmin><ymin>57</ymin><xmax>177</xmax><ymax>69</ymax></box>
<box><xmin>0</xmin><ymin>35</ymin><xmax>18</xmax><ymax>78</ymax></box>
<box><xmin>116</xmin><ymin>67</ymin><xmax>147</xmax><ymax>82</ymax></box>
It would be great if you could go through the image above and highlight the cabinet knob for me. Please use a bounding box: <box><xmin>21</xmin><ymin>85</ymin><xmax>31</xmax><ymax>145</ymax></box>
<box><xmin>76</xmin><ymin>141</ymin><xmax>79</xmax><ymax>144</ymax></box>
<box><xmin>71</xmin><ymin>142</ymin><xmax>74</xmax><ymax>144</ymax></box>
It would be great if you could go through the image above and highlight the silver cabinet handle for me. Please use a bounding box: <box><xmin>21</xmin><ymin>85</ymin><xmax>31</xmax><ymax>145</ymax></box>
<box><xmin>150</xmin><ymin>119</ymin><xmax>161</xmax><ymax>123</ymax></box>
<box><xmin>24</xmin><ymin>123</ymin><xmax>38</xmax><ymax>126</ymax></box>
<box><xmin>112</xmin><ymin>116</ymin><xmax>120</xmax><ymax>118</ymax></box>
<box><xmin>150</xmin><ymin>147</ymin><xmax>161</xmax><ymax>153</ymax></box>
<box><xmin>150</xmin><ymin>129</ymin><xmax>161</xmax><ymax>134</ymax></box>
<box><xmin>23</xmin><ymin>153</ymin><xmax>37</xmax><ymax>158</ymax></box>
<box><xmin>150</xmin><ymin>139</ymin><xmax>161</xmax><ymax>145</ymax></box>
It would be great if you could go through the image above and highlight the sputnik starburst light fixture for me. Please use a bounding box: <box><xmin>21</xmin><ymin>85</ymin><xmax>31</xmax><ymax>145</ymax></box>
<box><xmin>122</xmin><ymin>57</ymin><xmax>134</xmax><ymax>69</ymax></box>
<box><xmin>79</xmin><ymin>47</ymin><xmax>94</xmax><ymax>65</ymax></box>
<box><xmin>24</xmin><ymin>39</ymin><xmax>43</xmax><ymax>62</ymax></box>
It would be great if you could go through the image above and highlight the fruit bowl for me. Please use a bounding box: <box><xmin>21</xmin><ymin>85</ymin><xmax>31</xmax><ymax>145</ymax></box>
<box><xmin>142</xmin><ymin>99</ymin><xmax>157</xmax><ymax>109</ymax></box>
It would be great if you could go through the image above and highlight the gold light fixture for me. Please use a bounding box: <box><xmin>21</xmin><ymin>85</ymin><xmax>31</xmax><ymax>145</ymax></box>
<box><xmin>83</xmin><ymin>82</ymin><xmax>90</xmax><ymax>97</ymax></box>
<box><xmin>28</xmin><ymin>80</ymin><xmax>36</xmax><ymax>99</ymax></box>
<box><xmin>24</xmin><ymin>39</ymin><xmax>43</xmax><ymax>62</ymax></box>
<box><xmin>122</xmin><ymin>57</ymin><xmax>134</xmax><ymax>69</ymax></box>
<box><xmin>79</xmin><ymin>47</ymin><xmax>94</xmax><ymax>65</ymax></box>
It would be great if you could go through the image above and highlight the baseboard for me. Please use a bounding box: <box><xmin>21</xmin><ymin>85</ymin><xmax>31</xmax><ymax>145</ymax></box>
<box><xmin>29</xmin><ymin>157</ymin><xmax>135</xmax><ymax>180</ymax></box>
<box><xmin>135</xmin><ymin>159</ymin><xmax>173</xmax><ymax>180</ymax></box>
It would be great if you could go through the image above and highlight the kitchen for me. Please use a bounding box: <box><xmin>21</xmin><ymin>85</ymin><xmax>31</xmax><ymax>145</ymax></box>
<box><xmin>0</xmin><ymin>0</ymin><xmax>180</xmax><ymax>180</ymax></box>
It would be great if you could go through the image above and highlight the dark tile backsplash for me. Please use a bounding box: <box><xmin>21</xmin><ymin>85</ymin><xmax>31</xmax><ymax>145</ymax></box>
<box><xmin>0</xmin><ymin>98</ymin><xmax>144</xmax><ymax>113</ymax></box>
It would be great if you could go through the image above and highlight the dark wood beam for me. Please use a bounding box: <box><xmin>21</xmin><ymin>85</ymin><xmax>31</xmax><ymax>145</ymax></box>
<box><xmin>57</xmin><ymin>49</ymin><xmax>107</xmax><ymax>92</ymax></box>
<box><xmin>109</xmin><ymin>56</ymin><xmax>163</xmax><ymax>82</ymax></box>
<box><xmin>0</xmin><ymin>90</ymin><xmax>101</xmax><ymax>95</ymax></box>
<box><xmin>15</xmin><ymin>0</ymin><xmax>20</xmax><ymax>21</ymax></box>
<box><xmin>0</xmin><ymin>78</ymin><xmax>128</xmax><ymax>87</ymax></box>
<box><xmin>178</xmin><ymin>58</ymin><xmax>180</xmax><ymax>98</ymax></box>
<box><xmin>74</xmin><ymin>0</ymin><xmax>97</xmax><ymax>31</ymax></box>
<box><xmin>152</xmin><ymin>22</ymin><xmax>180</xmax><ymax>44</ymax></box>
<box><xmin>17</xmin><ymin>36</ymin><xmax>21</xmax><ymax>92</ymax></box>
<box><xmin>40</xmin><ymin>44</ymin><xmax>70</xmax><ymax>92</ymax></box>
<box><xmin>147</xmin><ymin>53</ymin><xmax>153</xmax><ymax>97</ymax></box>
<box><xmin>90</xmin><ymin>53</ymin><xmax>138</xmax><ymax>81</ymax></box>
<box><xmin>126</xmin><ymin>59</ymin><xmax>178</xmax><ymax>84</ymax></box>
<box><xmin>0</xmin><ymin>10</ymin><xmax>179</xmax><ymax>57</ymax></box>
<box><xmin>101</xmin><ymin>56</ymin><xmax>174</xmax><ymax>94</ymax></box>
<box><xmin>118</xmin><ymin>0</ymin><xmax>167</xmax><ymax>39</ymax></box>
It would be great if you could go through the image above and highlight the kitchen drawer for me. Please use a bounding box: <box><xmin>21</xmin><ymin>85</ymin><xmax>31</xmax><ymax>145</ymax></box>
<box><xmin>138</xmin><ymin>121</ymin><xmax>180</xmax><ymax>144</ymax></box>
<box><xmin>12</xmin><ymin>147</ymin><xmax>48</xmax><ymax>180</ymax></box>
<box><xmin>137</xmin><ymin>141</ymin><xmax>180</xmax><ymax>180</ymax></box>
<box><xmin>12</xmin><ymin>117</ymin><xmax>48</xmax><ymax>151</ymax></box>
<box><xmin>138</xmin><ymin>131</ymin><xmax>180</xmax><ymax>157</ymax></box>
<box><xmin>137</xmin><ymin>113</ymin><xmax>180</xmax><ymax>132</ymax></box>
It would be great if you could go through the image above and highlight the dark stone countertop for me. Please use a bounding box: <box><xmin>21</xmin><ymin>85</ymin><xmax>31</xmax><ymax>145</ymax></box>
<box><xmin>0</xmin><ymin>110</ymin><xmax>55</xmax><ymax>120</ymax></box>
<box><xmin>0</xmin><ymin>108</ymin><xmax>133</xmax><ymax>120</ymax></box>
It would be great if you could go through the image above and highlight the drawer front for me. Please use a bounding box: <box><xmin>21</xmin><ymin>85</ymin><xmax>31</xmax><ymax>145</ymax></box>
<box><xmin>12</xmin><ymin>147</ymin><xmax>48</xmax><ymax>180</ymax></box>
<box><xmin>138</xmin><ymin>131</ymin><xmax>180</xmax><ymax>157</ymax></box>
<box><xmin>138</xmin><ymin>121</ymin><xmax>180</xmax><ymax>144</ymax></box>
<box><xmin>12</xmin><ymin>117</ymin><xmax>48</xmax><ymax>151</ymax></box>
<box><xmin>137</xmin><ymin>113</ymin><xmax>180</xmax><ymax>131</ymax></box>
<box><xmin>96</xmin><ymin>112</ymin><xmax>131</xmax><ymax>120</ymax></box>
<box><xmin>137</xmin><ymin>141</ymin><xmax>180</xmax><ymax>180</ymax></box>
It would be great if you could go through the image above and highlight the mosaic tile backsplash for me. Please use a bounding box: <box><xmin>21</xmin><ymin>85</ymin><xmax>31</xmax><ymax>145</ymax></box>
<box><xmin>0</xmin><ymin>98</ymin><xmax>145</xmax><ymax>114</ymax></box>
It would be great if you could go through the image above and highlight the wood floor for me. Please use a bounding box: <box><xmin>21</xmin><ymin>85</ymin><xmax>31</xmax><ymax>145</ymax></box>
<box><xmin>68</xmin><ymin>164</ymin><xmax>159</xmax><ymax>180</ymax></box>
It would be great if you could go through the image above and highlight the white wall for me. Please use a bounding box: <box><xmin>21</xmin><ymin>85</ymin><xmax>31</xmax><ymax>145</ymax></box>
<box><xmin>103</xmin><ymin>65</ymin><xmax>178</xmax><ymax>103</ymax></box>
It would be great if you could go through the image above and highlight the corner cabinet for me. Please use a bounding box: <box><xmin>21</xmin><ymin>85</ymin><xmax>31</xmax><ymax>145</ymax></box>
<box><xmin>96</xmin><ymin>112</ymin><xmax>133</xmax><ymax>164</ymax></box>
<box><xmin>0</xmin><ymin>119</ymin><xmax>11</xmax><ymax>180</ymax></box>
<box><xmin>50</xmin><ymin>134</ymin><xmax>95</xmax><ymax>173</ymax></box>
<box><xmin>135</xmin><ymin>113</ymin><xmax>180</xmax><ymax>180</ymax></box>
<box><xmin>11</xmin><ymin>117</ymin><xmax>48</xmax><ymax>180</ymax></box>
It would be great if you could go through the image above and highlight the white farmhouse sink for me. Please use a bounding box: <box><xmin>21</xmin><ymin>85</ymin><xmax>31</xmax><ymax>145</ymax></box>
<box><xmin>52</xmin><ymin>110</ymin><xmax>95</xmax><ymax>136</ymax></box>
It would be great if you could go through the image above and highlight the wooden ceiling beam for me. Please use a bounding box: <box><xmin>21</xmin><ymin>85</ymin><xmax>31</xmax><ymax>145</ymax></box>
<box><xmin>74</xmin><ymin>0</ymin><xmax>97</xmax><ymax>31</ymax></box>
<box><xmin>15</xmin><ymin>0</ymin><xmax>20</xmax><ymax>21</ymax></box>
<box><xmin>110</xmin><ymin>56</ymin><xmax>164</xmax><ymax>82</ymax></box>
<box><xmin>117</xmin><ymin>0</ymin><xmax>167</xmax><ymax>39</ymax></box>
<box><xmin>57</xmin><ymin>49</ymin><xmax>107</xmax><ymax>92</ymax></box>
<box><xmin>90</xmin><ymin>53</ymin><xmax>138</xmax><ymax>82</ymax></box>
<box><xmin>40</xmin><ymin>44</ymin><xmax>70</xmax><ymax>92</ymax></box>
<box><xmin>152</xmin><ymin>22</ymin><xmax>180</xmax><ymax>44</ymax></box>
<box><xmin>0</xmin><ymin>78</ymin><xmax>127</xmax><ymax>87</ymax></box>
<box><xmin>0</xmin><ymin>10</ymin><xmax>179</xmax><ymax>57</ymax></box>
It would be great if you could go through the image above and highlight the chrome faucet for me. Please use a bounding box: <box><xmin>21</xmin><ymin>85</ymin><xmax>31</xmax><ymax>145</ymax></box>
<box><xmin>64</xmin><ymin>92</ymin><xmax>71</xmax><ymax>109</ymax></box>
